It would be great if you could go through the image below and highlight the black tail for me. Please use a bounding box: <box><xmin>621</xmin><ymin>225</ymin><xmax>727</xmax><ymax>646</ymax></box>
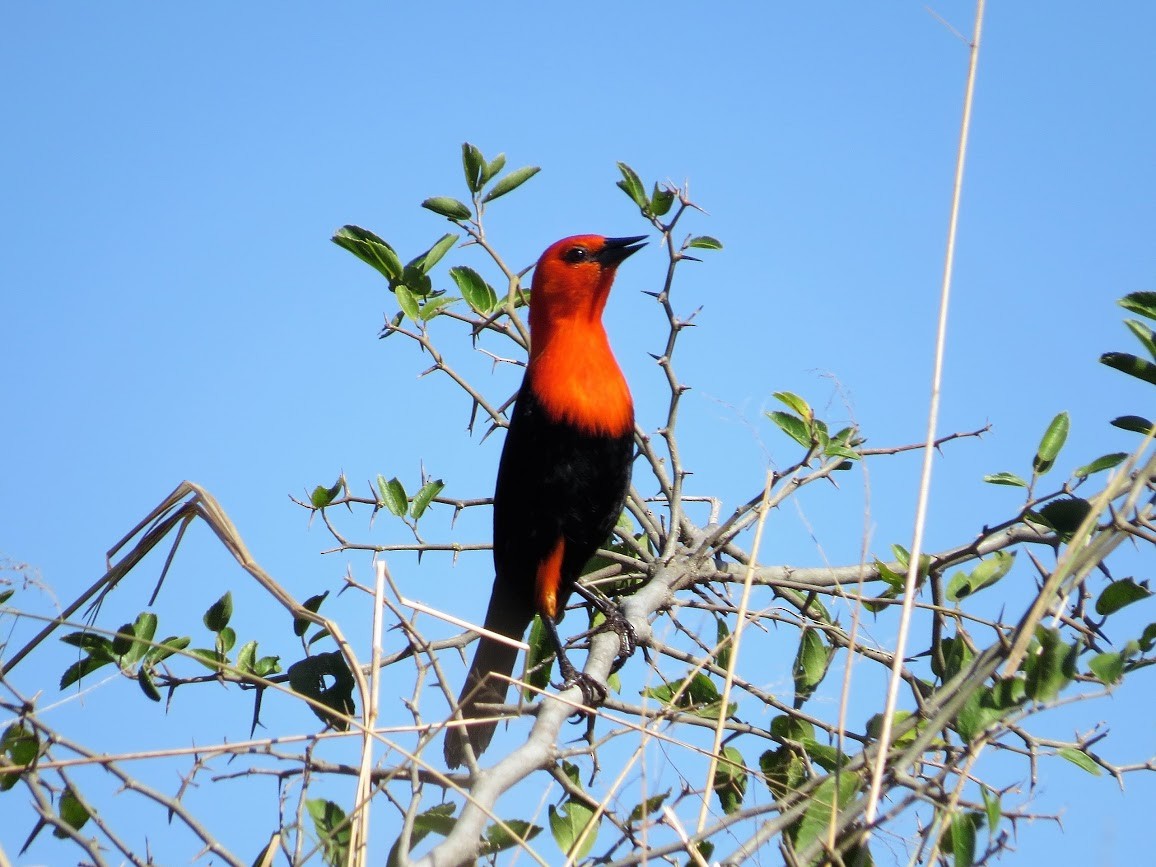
<box><xmin>443</xmin><ymin>592</ymin><xmax>532</xmax><ymax>769</ymax></box>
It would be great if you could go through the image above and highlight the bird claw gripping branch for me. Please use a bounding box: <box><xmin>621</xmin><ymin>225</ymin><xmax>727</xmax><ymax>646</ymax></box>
<box><xmin>444</xmin><ymin>235</ymin><xmax>645</xmax><ymax>770</ymax></box>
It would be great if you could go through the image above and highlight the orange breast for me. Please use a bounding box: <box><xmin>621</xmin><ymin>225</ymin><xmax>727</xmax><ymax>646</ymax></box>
<box><xmin>528</xmin><ymin>327</ymin><xmax>634</xmax><ymax>437</ymax></box>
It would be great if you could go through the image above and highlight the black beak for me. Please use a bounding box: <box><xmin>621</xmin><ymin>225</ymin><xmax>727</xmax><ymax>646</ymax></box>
<box><xmin>596</xmin><ymin>235</ymin><xmax>648</xmax><ymax>268</ymax></box>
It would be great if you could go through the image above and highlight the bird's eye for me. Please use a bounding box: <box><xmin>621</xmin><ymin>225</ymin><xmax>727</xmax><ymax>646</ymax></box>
<box><xmin>562</xmin><ymin>246</ymin><xmax>589</xmax><ymax>264</ymax></box>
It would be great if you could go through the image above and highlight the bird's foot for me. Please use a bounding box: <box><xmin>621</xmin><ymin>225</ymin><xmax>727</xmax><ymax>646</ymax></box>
<box><xmin>554</xmin><ymin>654</ymin><xmax>607</xmax><ymax>717</ymax></box>
<box><xmin>594</xmin><ymin>604</ymin><xmax>637</xmax><ymax>674</ymax></box>
<box><xmin>573</xmin><ymin>585</ymin><xmax>639</xmax><ymax>673</ymax></box>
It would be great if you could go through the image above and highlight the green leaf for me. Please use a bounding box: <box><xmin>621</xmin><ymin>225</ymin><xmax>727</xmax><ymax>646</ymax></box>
<box><xmin>294</xmin><ymin>592</ymin><xmax>328</xmax><ymax>638</ymax></box>
<box><xmin>950</xmin><ymin>812</ymin><xmax>978</xmax><ymax>867</ymax></box>
<box><xmin>955</xmin><ymin>685</ymin><xmax>1017</xmax><ymax>741</ymax></box>
<box><xmin>414</xmin><ymin>233</ymin><xmax>459</xmax><ymax>275</ymax></box>
<box><xmin>874</xmin><ymin>559</ymin><xmax>905</xmax><ymax>592</ymax></box>
<box><xmin>53</xmin><ymin>787</ymin><xmax>90</xmax><ymax>838</ymax></box>
<box><xmin>387</xmin><ymin>804</ymin><xmax>457</xmax><ymax>867</ymax></box>
<box><xmin>481</xmin><ymin>165</ymin><xmax>540</xmax><ymax>203</ymax></box>
<box><xmin>523</xmin><ymin>615</ymin><xmax>554</xmax><ymax>699</ymax></box>
<box><xmin>772</xmin><ymin>391</ymin><xmax>813</xmax><ymax>422</ymax></box>
<box><xmin>1139</xmin><ymin>623</ymin><xmax>1156</xmax><ymax>652</ymax></box>
<box><xmin>714</xmin><ymin>617</ymin><xmax>733</xmax><ymax>671</ymax></box>
<box><xmin>933</xmin><ymin>634</ymin><xmax>974</xmax><ymax>681</ymax></box>
<box><xmin>865</xmin><ymin>710</ymin><xmax>919</xmax><ymax>747</ymax></box>
<box><xmin>981</xmin><ymin>785</ymin><xmax>1001</xmax><ymax>835</ymax></box>
<box><xmin>1074</xmin><ymin>452</ymin><xmax>1128</xmax><ymax>479</ymax></box>
<box><xmin>395</xmin><ymin>284</ymin><xmax>420</xmax><ymax>321</ymax></box>
<box><xmin>1</xmin><ymin>723</ymin><xmax>39</xmax><ymax>789</ymax></box>
<box><xmin>331</xmin><ymin>225</ymin><xmax>402</xmax><ymax>282</ymax></box>
<box><xmin>628</xmin><ymin>792</ymin><xmax>669</xmax><ymax>824</ymax></box>
<box><xmin>137</xmin><ymin>665</ymin><xmax>162</xmax><ymax>701</ymax></box>
<box><xmin>799</xmin><ymin>738</ymin><xmax>844</xmax><ymax>773</ymax></box>
<box><xmin>411</xmin><ymin>479</ymin><xmax>444</xmax><ymax>520</ymax></box>
<box><xmin>767</xmin><ymin>410</ymin><xmax>811</xmax><ymax>449</ymax></box>
<box><xmin>947</xmin><ymin>551</ymin><xmax>1015</xmax><ymax>602</ymax></box>
<box><xmin>449</xmin><ymin>265</ymin><xmax>498</xmax><ymax>315</ymax></box>
<box><xmin>712</xmin><ymin>746</ymin><xmax>747</xmax><ymax>815</ymax></box>
<box><xmin>203</xmin><ymin>592</ymin><xmax>233</xmax><ymax>633</ymax></box>
<box><xmin>254</xmin><ymin>655</ymin><xmax>281</xmax><ymax>677</ymax></box>
<box><xmin>759</xmin><ymin>746</ymin><xmax>806</xmax><ymax>800</ymax></box>
<box><xmin>770</xmin><ymin>714</ymin><xmax>815</xmax><ymax>743</ymax></box>
<box><xmin>111</xmin><ymin>623</ymin><xmax>135</xmax><ymax>658</ymax></box>
<box><xmin>0</xmin><ymin>589</ymin><xmax>14</xmax><ymax>605</ymax></box>
<box><xmin>687</xmin><ymin>235</ymin><xmax>723</xmax><ymax>250</ymax></box>
<box><xmin>189</xmin><ymin>648</ymin><xmax>225</xmax><ymax>671</ymax></box>
<box><xmin>1101</xmin><ymin>351</ymin><xmax>1156</xmax><ymax>387</ymax></box>
<box><xmin>1119</xmin><ymin>291</ymin><xmax>1156</xmax><ymax>322</ymax></box>
<box><xmin>792</xmin><ymin>627</ymin><xmax>833</xmax><ymax>708</ymax></box>
<box><xmin>1096</xmin><ymin>578</ymin><xmax>1151</xmax><ymax>615</ymax></box>
<box><xmin>549</xmin><ymin>799</ymin><xmax>598</xmax><ymax>860</ymax></box>
<box><xmin>417</xmin><ymin>294</ymin><xmax>458</xmax><ymax>321</ymax></box>
<box><xmin>1033</xmin><ymin>411</ymin><xmax>1070</xmax><ymax>475</ymax></box>
<box><xmin>219</xmin><ymin>628</ymin><xmax>242</xmax><ymax>655</ymax></box>
<box><xmin>615</xmin><ymin>162</ymin><xmax>648</xmax><ymax>209</ymax></box>
<box><xmin>461</xmin><ymin>142</ymin><xmax>484</xmax><ymax>193</ymax></box>
<box><xmin>399</xmin><ymin>262</ymin><xmax>433</xmax><ymax>296</ymax></box>
<box><xmin>648</xmin><ymin>182</ymin><xmax>676</xmax><ymax>217</ymax></box>
<box><xmin>310</xmin><ymin>477</ymin><xmax>343</xmax><ymax>509</ymax></box>
<box><xmin>421</xmin><ymin>196</ymin><xmax>472</xmax><ymax>221</ymax></box>
<box><xmin>1088</xmin><ymin>651</ymin><xmax>1125</xmax><ymax>684</ymax></box>
<box><xmin>376</xmin><ymin>475</ymin><xmax>408</xmax><ymax>517</ymax></box>
<box><xmin>1124</xmin><ymin>319</ymin><xmax>1156</xmax><ymax>361</ymax></box>
<box><xmin>480</xmin><ymin>153</ymin><xmax>506</xmax><ymax>187</ymax></box>
<box><xmin>306</xmin><ymin>799</ymin><xmax>351</xmax><ymax>867</ymax></box>
<box><xmin>1058</xmin><ymin>746</ymin><xmax>1102</xmax><ymax>776</ymax></box>
<box><xmin>983</xmin><ymin>471</ymin><xmax>1028</xmax><ymax>487</ymax></box>
<box><xmin>479</xmin><ymin>820</ymin><xmax>541</xmax><ymax>856</ymax></box>
<box><xmin>1035</xmin><ymin>497</ymin><xmax>1093</xmax><ymax>540</ymax></box>
<box><xmin>127</xmin><ymin>612</ymin><xmax>158</xmax><ymax>663</ymax></box>
<box><xmin>237</xmin><ymin>640</ymin><xmax>258</xmax><ymax>675</ymax></box>
<box><xmin>793</xmin><ymin>772</ymin><xmax>860</xmax><ymax>857</ymax></box>
<box><xmin>147</xmin><ymin>635</ymin><xmax>191</xmax><ymax>664</ymax></box>
<box><xmin>1110</xmin><ymin>414</ymin><xmax>1156</xmax><ymax>435</ymax></box>
<box><xmin>288</xmin><ymin>652</ymin><xmax>356</xmax><ymax>731</ymax></box>
<box><xmin>2</xmin><ymin>723</ymin><xmax>39</xmax><ymax>765</ymax></box>
<box><xmin>1024</xmin><ymin>627</ymin><xmax>1076</xmax><ymax>701</ymax></box>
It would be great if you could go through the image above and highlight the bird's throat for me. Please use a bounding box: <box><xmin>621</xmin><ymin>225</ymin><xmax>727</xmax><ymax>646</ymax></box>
<box><xmin>527</xmin><ymin>325</ymin><xmax>634</xmax><ymax>437</ymax></box>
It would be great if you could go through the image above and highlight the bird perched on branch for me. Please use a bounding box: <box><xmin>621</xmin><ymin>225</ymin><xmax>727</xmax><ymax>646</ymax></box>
<box><xmin>444</xmin><ymin>234</ymin><xmax>645</xmax><ymax>769</ymax></box>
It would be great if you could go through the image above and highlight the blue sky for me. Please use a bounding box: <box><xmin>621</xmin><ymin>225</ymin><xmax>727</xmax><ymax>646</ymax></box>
<box><xmin>3</xmin><ymin>3</ymin><xmax>1154</xmax><ymax>865</ymax></box>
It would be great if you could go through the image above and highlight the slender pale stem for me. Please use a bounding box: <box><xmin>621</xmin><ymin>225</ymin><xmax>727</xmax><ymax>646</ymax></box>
<box><xmin>864</xmin><ymin>0</ymin><xmax>987</xmax><ymax>827</ymax></box>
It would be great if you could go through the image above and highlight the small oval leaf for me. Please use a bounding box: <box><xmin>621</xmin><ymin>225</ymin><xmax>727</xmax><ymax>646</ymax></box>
<box><xmin>331</xmin><ymin>225</ymin><xmax>403</xmax><ymax>282</ymax></box>
<box><xmin>1033</xmin><ymin>411</ymin><xmax>1070</xmax><ymax>475</ymax></box>
<box><xmin>1100</xmin><ymin>352</ymin><xmax>1156</xmax><ymax>387</ymax></box>
<box><xmin>983</xmin><ymin>471</ymin><xmax>1028</xmax><ymax>487</ymax></box>
<box><xmin>377</xmin><ymin>475</ymin><xmax>408</xmax><ymax>517</ymax></box>
<box><xmin>1119</xmin><ymin>291</ymin><xmax>1156</xmax><ymax>322</ymax></box>
<box><xmin>449</xmin><ymin>265</ymin><xmax>498</xmax><ymax>315</ymax></box>
<box><xmin>203</xmin><ymin>592</ymin><xmax>233</xmax><ymax>633</ymax></box>
<box><xmin>615</xmin><ymin>162</ymin><xmax>647</xmax><ymax>209</ymax></box>
<box><xmin>411</xmin><ymin>479</ymin><xmax>444</xmax><ymax>520</ymax></box>
<box><xmin>1095</xmin><ymin>578</ymin><xmax>1151</xmax><ymax>615</ymax></box>
<box><xmin>687</xmin><ymin>235</ymin><xmax>723</xmax><ymax>250</ymax></box>
<box><xmin>421</xmin><ymin>197</ymin><xmax>472</xmax><ymax>221</ymax></box>
<box><xmin>1074</xmin><ymin>452</ymin><xmax>1128</xmax><ymax>479</ymax></box>
<box><xmin>481</xmin><ymin>166</ymin><xmax>540</xmax><ymax>203</ymax></box>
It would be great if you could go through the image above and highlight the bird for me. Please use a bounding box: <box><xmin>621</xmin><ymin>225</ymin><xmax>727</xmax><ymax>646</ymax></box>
<box><xmin>444</xmin><ymin>234</ymin><xmax>645</xmax><ymax>769</ymax></box>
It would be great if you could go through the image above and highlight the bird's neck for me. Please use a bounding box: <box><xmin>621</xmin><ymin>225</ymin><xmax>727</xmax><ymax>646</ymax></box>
<box><xmin>525</xmin><ymin>313</ymin><xmax>633</xmax><ymax>437</ymax></box>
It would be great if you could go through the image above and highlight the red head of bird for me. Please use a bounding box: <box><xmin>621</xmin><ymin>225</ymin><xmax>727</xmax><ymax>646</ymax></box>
<box><xmin>525</xmin><ymin>234</ymin><xmax>646</xmax><ymax>436</ymax></box>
